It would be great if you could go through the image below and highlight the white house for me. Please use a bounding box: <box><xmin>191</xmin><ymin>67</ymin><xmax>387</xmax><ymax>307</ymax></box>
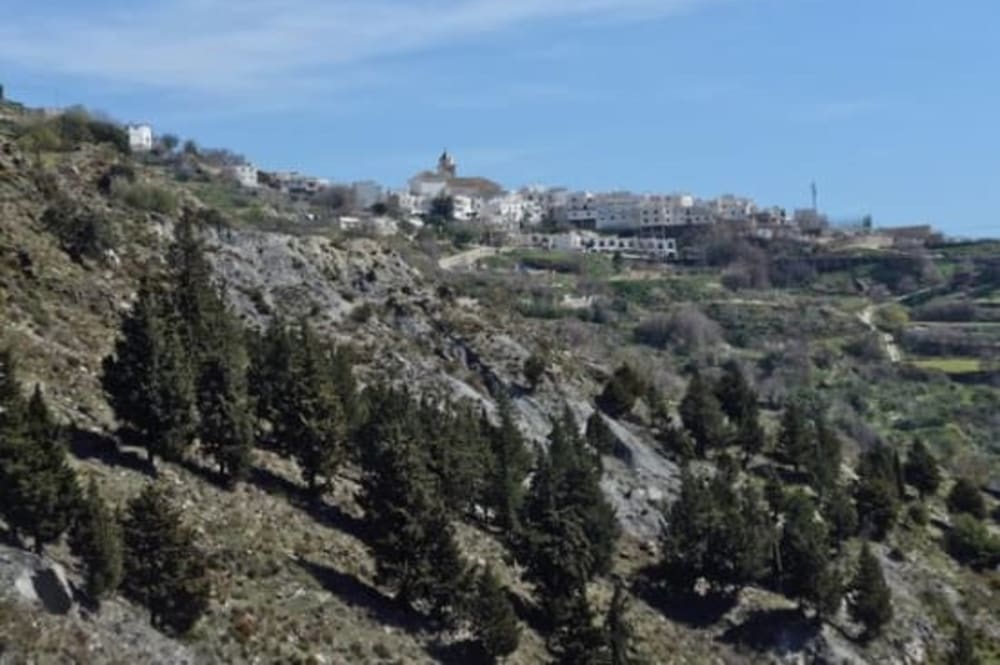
<box><xmin>127</xmin><ymin>124</ymin><xmax>153</xmax><ymax>153</ymax></box>
<box><xmin>228</xmin><ymin>163</ymin><xmax>259</xmax><ymax>188</ymax></box>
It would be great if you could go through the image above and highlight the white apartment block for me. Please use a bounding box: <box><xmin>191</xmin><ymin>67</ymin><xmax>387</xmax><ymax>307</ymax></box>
<box><xmin>526</xmin><ymin>231</ymin><xmax>678</xmax><ymax>260</ymax></box>
<box><xmin>127</xmin><ymin>124</ymin><xmax>153</xmax><ymax>153</ymax></box>
<box><xmin>482</xmin><ymin>192</ymin><xmax>543</xmax><ymax>228</ymax></box>
<box><xmin>709</xmin><ymin>194</ymin><xmax>757</xmax><ymax>221</ymax></box>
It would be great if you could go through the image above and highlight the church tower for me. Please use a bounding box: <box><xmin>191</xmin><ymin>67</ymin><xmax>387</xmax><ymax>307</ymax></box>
<box><xmin>437</xmin><ymin>149</ymin><xmax>457</xmax><ymax>178</ymax></box>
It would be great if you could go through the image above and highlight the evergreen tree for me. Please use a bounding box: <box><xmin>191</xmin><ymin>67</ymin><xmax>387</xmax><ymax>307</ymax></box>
<box><xmin>606</xmin><ymin>579</ymin><xmax>642</xmax><ymax>665</ymax></box>
<box><xmin>247</xmin><ymin>315</ymin><xmax>295</xmax><ymax>439</ymax></box>
<box><xmin>469</xmin><ymin>566</ymin><xmax>521</xmax><ymax>662</ymax></box>
<box><xmin>714</xmin><ymin>360</ymin><xmax>757</xmax><ymax>426</ymax></box>
<box><xmin>3</xmin><ymin>386</ymin><xmax>81</xmax><ymax>553</ymax></box>
<box><xmin>823</xmin><ymin>486</ymin><xmax>859</xmax><ymax>548</ymax></box>
<box><xmin>360</xmin><ymin>420</ymin><xmax>467</xmax><ymax>615</ymax></box>
<box><xmin>904</xmin><ymin>438</ymin><xmax>941</xmax><ymax>499</ymax></box>
<box><xmin>167</xmin><ymin>215</ymin><xmax>218</xmax><ymax>355</ymax></box>
<box><xmin>679</xmin><ymin>370</ymin><xmax>728</xmax><ymax>457</ymax></box>
<box><xmin>486</xmin><ymin>395</ymin><xmax>532</xmax><ymax>535</ymax></box>
<box><xmin>855</xmin><ymin>446</ymin><xmax>902</xmax><ymax>540</ymax></box>
<box><xmin>0</xmin><ymin>350</ymin><xmax>28</xmax><ymax>541</ymax></box>
<box><xmin>518</xmin><ymin>411</ymin><xmax>619</xmax><ymax>623</ymax></box>
<box><xmin>660</xmin><ymin>468</ymin><xmax>773</xmax><ymax>596</ymax></box>
<box><xmin>777</xmin><ymin>400</ymin><xmax>811</xmax><ymax>472</ymax></box>
<box><xmin>420</xmin><ymin>400</ymin><xmax>490</xmax><ymax>517</ymax></box>
<box><xmin>197</xmin><ymin>295</ymin><xmax>254</xmax><ymax>485</ymax></box>
<box><xmin>805</xmin><ymin>415</ymin><xmax>842</xmax><ymax>497</ymax></box>
<box><xmin>550</xmin><ymin>592</ymin><xmax>609</xmax><ymax>665</ymax></box>
<box><xmin>779</xmin><ymin>490</ymin><xmax>839</xmax><ymax>613</ymax></box>
<box><xmin>102</xmin><ymin>281</ymin><xmax>197</xmax><ymax>464</ymax></box>
<box><xmin>70</xmin><ymin>478</ymin><xmax>123</xmax><ymax>602</ymax></box>
<box><xmin>121</xmin><ymin>485</ymin><xmax>211</xmax><ymax>634</ymax></box>
<box><xmin>947</xmin><ymin>478</ymin><xmax>987</xmax><ymax>519</ymax></box>
<box><xmin>276</xmin><ymin>321</ymin><xmax>347</xmax><ymax>499</ymax></box>
<box><xmin>523</xmin><ymin>353</ymin><xmax>547</xmax><ymax>392</ymax></box>
<box><xmin>849</xmin><ymin>543</ymin><xmax>893</xmax><ymax>639</ymax></box>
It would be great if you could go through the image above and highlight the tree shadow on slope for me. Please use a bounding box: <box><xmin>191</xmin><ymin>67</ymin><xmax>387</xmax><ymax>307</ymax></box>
<box><xmin>170</xmin><ymin>457</ymin><xmax>367</xmax><ymax>541</ymax></box>
<box><xmin>719</xmin><ymin>608</ymin><xmax>820</xmax><ymax>655</ymax></box>
<box><xmin>248</xmin><ymin>465</ymin><xmax>367</xmax><ymax>541</ymax></box>
<box><xmin>426</xmin><ymin>639</ymin><xmax>492</xmax><ymax>665</ymax></box>
<box><xmin>632</xmin><ymin>565</ymin><xmax>737</xmax><ymax>629</ymax></box>
<box><xmin>293</xmin><ymin>557</ymin><xmax>429</xmax><ymax>634</ymax></box>
<box><xmin>67</xmin><ymin>426</ymin><xmax>154</xmax><ymax>476</ymax></box>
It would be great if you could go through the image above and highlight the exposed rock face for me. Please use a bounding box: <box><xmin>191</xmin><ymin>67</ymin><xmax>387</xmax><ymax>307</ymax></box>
<box><xmin>0</xmin><ymin>545</ymin><xmax>197</xmax><ymax>664</ymax></box>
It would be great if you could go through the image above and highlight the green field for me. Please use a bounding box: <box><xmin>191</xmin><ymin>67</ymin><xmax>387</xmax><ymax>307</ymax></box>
<box><xmin>909</xmin><ymin>357</ymin><xmax>983</xmax><ymax>374</ymax></box>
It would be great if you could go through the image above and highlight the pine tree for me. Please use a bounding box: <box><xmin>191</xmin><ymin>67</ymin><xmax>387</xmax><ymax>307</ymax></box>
<box><xmin>779</xmin><ymin>490</ymin><xmax>838</xmax><ymax>612</ymax></box>
<box><xmin>550</xmin><ymin>592</ymin><xmax>609</xmax><ymax>665</ymax></box>
<box><xmin>518</xmin><ymin>411</ymin><xmax>619</xmax><ymax>623</ymax></box>
<box><xmin>849</xmin><ymin>543</ymin><xmax>893</xmax><ymax>639</ymax></box>
<box><xmin>168</xmin><ymin>215</ymin><xmax>219</xmax><ymax>355</ymax></box>
<box><xmin>904</xmin><ymin>438</ymin><xmax>941</xmax><ymax>499</ymax></box>
<box><xmin>121</xmin><ymin>484</ymin><xmax>211</xmax><ymax>634</ymax></box>
<box><xmin>777</xmin><ymin>400</ymin><xmax>811</xmax><ymax>471</ymax></box>
<box><xmin>606</xmin><ymin>579</ymin><xmax>642</xmax><ymax>665</ymax></box>
<box><xmin>855</xmin><ymin>446</ymin><xmax>902</xmax><ymax>540</ymax></box>
<box><xmin>278</xmin><ymin>321</ymin><xmax>346</xmax><ymax>499</ymax></box>
<box><xmin>102</xmin><ymin>281</ymin><xmax>197</xmax><ymax>464</ymax></box>
<box><xmin>822</xmin><ymin>485</ymin><xmax>859</xmax><ymax>548</ymax></box>
<box><xmin>420</xmin><ymin>400</ymin><xmax>490</xmax><ymax>517</ymax></box>
<box><xmin>660</xmin><ymin>468</ymin><xmax>773</xmax><ymax>597</ymax></box>
<box><xmin>486</xmin><ymin>394</ymin><xmax>532</xmax><ymax>535</ymax></box>
<box><xmin>715</xmin><ymin>361</ymin><xmax>753</xmax><ymax>422</ymax></box>
<box><xmin>247</xmin><ymin>315</ymin><xmax>294</xmax><ymax>438</ymax></box>
<box><xmin>70</xmin><ymin>478</ymin><xmax>123</xmax><ymax>602</ymax></box>
<box><xmin>197</xmin><ymin>295</ymin><xmax>254</xmax><ymax>485</ymax></box>
<box><xmin>360</xmin><ymin>420</ymin><xmax>467</xmax><ymax>615</ymax></box>
<box><xmin>947</xmin><ymin>478</ymin><xmax>987</xmax><ymax>519</ymax></box>
<box><xmin>805</xmin><ymin>415</ymin><xmax>842</xmax><ymax>497</ymax></box>
<box><xmin>469</xmin><ymin>566</ymin><xmax>521</xmax><ymax>662</ymax></box>
<box><xmin>679</xmin><ymin>370</ymin><xmax>728</xmax><ymax>457</ymax></box>
<box><xmin>4</xmin><ymin>386</ymin><xmax>81</xmax><ymax>554</ymax></box>
<box><xmin>0</xmin><ymin>350</ymin><xmax>28</xmax><ymax>542</ymax></box>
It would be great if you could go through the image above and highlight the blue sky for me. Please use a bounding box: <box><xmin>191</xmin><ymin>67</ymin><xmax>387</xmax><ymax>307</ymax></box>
<box><xmin>2</xmin><ymin>0</ymin><xmax>998</xmax><ymax>236</ymax></box>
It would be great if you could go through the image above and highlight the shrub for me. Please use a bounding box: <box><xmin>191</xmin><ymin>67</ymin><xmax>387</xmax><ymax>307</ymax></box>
<box><xmin>946</xmin><ymin>514</ymin><xmax>1000</xmax><ymax>569</ymax></box>
<box><xmin>41</xmin><ymin>200</ymin><xmax>116</xmax><ymax>262</ymax></box>
<box><xmin>597</xmin><ymin>365</ymin><xmax>646</xmax><ymax>418</ymax></box>
<box><xmin>947</xmin><ymin>478</ymin><xmax>987</xmax><ymax>519</ymax></box>
<box><xmin>634</xmin><ymin>305</ymin><xmax>721</xmax><ymax>352</ymax></box>
<box><xmin>111</xmin><ymin>180</ymin><xmax>178</xmax><ymax>214</ymax></box>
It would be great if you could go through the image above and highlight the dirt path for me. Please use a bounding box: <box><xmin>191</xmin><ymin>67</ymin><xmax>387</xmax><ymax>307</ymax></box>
<box><xmin>437</xmin><ymin>245</ymin><xmax>502</xmax><ymax>271</ymax></box>
<box><xmin>859</xmin><ymin>304</ymin><xmax>903</xmax><ymax>363</ymax></box>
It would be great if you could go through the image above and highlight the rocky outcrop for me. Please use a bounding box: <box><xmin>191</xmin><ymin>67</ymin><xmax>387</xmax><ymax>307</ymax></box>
<box><xmin>0</xmin><ymin>544</ymin><xmax>197</xmax><ymax>664</ymax></box>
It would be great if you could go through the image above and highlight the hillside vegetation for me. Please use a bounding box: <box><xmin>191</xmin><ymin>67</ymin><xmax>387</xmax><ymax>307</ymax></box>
<box><xmin>1</xmin><ymin>99</ymin><xmax>999</xmax><ymax>665</ymax></box>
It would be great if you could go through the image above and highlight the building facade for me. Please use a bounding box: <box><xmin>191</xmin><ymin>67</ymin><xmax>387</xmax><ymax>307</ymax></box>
<box><xmin>127</xmin><ymin>124</ymin><xmax>153</xmax><ymax>153</ymax></box>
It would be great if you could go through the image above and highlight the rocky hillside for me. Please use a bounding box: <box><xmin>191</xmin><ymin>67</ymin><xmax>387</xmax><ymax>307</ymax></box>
<box><xmin>1</xmin><ymin>100</ymin><xmax>998</xmax><ymax>664</ymax></box>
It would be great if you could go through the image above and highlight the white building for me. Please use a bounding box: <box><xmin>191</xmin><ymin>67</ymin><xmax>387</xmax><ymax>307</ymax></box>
<box><xmin>482</xmin><ymin>192</ymin><xmax>543</xmax><ymax>228</ymax></box>
<box><xmin>227</xmin><ymin>163</ymin><xmax>259</xmax><ymax>188</ymax></box>
<box><xmin>588</xmin><ymin>235</ymin><xmax>678</xmax><ymax>259</ymax></box>
<box><xmin>708</xmin><ymin>194</ymin><xmax>757</xmax><ymax>222</ymax></box>
<box><xmin>127</xmin><ymin>124</ymin><xmax>153</xmax><ymax>153</ymax></box>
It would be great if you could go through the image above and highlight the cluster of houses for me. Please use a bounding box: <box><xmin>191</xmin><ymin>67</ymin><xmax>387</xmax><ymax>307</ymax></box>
<box><xmin>124</xmin><ymin>122</ymin><xmax>939</xmax><ymax>258</ymax></box>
